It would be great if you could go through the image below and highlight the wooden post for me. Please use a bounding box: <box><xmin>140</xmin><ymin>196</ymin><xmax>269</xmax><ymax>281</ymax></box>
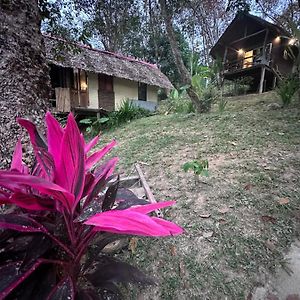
<box><xmin>135</xmin><ymin>163</ymin><xmax>163</xmax><ymax>218</ymax></box>
<box><xmin>262</xmin><ymin>29</ymin><xmax>269</xmax><ymax>61</ymax></box>
<box><xmin>259</xmin><ymin>66</ymin><xmax>266</xmax><ymax>94</ymax></box>
<box><xmin>272</xmin><ymin>75</ymin><xmax>277</xmax><ymax>89</ymax></box>
<box><xmin>222</xmin><ymin>46</ymin><xmax>228</xmax><ymax>72</ymax></box>
<box><xmin>221</xmin><ymin>47</ymin><xmax>228</xmax><ymax>89</ymax></box>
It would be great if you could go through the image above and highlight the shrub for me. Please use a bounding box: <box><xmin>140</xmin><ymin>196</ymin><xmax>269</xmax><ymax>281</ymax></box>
<box><xmin>234</xmin><ymin>77</ymin><xmax>253</xmax><ymax>95</ymax></box>
<box><xmin>183</xmin><ymin>159</ymin><xmax>209</xmax><ymax>177</ymax></box>
<box><xmin>80</xmin><ymin>116</ymin><xmax>110</xmax><ymax>135</ymax></box>
<box><xmin>191</xmin><ymin>75</ymin><xmax>221</xmax><ymax>112</ymax></box>
<box><xmin>218</xmin><ymin>97</ymin><xmax>228</xmax><ymax>113</ymax></box>
<box><xmin>277</xmin><ymin>75</ymin><xmax>299</xmax><ymax>107</ymax></box>
<box><xmin>0</xmin><ymin>112</ymin><xmax>183</xmax><ymax>299</ymax></box>
<box><xmin>80</xmin><ymin>99</ymin><xmax>151</xmax><ymax>134</ymax></box>
<box><xmin>109</xmin><ymin>99</ymin><xmax>152</xmax><ymax>127</ymax></box>
<box><xmin>159</xmin><ymin>88</ymin><xmax>195</xmax><ymax>114</ymax></box>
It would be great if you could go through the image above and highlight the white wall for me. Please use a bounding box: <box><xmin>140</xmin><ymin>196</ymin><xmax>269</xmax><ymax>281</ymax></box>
<box><xmin>87</xmin><ymin>72</ymin><xmax>98</xmax><ymax>109</ymax></box>
<box><xmin>113</xmin><ymin>77</ymin><xmax>138</xmax><ymax>109</ymax></box>
<box><xmin>147</xmin><ymin>85</ymin><xmax>158</xmax><ymax>103</ymax></box>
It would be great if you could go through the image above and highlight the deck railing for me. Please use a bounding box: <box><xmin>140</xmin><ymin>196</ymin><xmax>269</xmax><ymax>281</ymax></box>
<box><xmin>223</xmin><ymin>54</ymin><xmax>270</xmax><ymax>73</ymax></box>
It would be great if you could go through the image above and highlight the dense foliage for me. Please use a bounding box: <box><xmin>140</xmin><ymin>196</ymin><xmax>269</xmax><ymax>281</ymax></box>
<box><xmin>80</xmin><ymin>99</ymin><xmax>152</xmax><ymax>135</ymax></box>
<box><xmin>0</xmin><ymin>112</ymin><xmax>183</xmax><ymax>299</ymax></box>
<box><xmin>276</xmin><ymin>75</ymin><xmax>299</xmax><ymax>107</ymax></box>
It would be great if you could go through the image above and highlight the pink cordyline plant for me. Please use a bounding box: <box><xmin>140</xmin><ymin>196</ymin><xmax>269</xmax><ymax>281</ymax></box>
<box><xmin>0</xmin><ymin>112</ymin><xmax>183</xmax><ymax>299</ymax></box>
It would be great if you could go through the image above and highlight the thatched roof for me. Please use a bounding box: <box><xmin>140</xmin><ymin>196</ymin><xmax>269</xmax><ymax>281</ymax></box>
<box><xmin>44</xmin><ymin>35</ymin><xmax>173</xmax><ymax>89</ymax></box>
<box><xmin>210</xmin><ymin>13</ymin><xmax>291</xmax><ymax>58</ymax></box>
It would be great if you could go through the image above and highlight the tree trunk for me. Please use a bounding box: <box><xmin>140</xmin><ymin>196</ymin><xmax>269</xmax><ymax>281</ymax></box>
<box><xmin>158</xmin><ymin>0</ymin><xmax>205</xmax><ymax>113</ymax></box>
<box><xmin>0</xmin><ymin>0</ymin><xmax>50</xmax><ymax>168</ymax></box>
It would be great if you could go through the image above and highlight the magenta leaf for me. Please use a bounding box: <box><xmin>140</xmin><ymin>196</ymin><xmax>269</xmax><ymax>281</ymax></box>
<box><xmin>21</xmin><ymin>235</ymin><xmax>53</xmax><ymax>269</ymax></box>
<box><xmin>115</xmin><ymin>188</ymin><xmax>149</xmax><ymax>210</ymax></box>
<box><xmin>0</xmin><ymin>214</ymin><xmax>47</xmax><ymax>233</ymax></box>
<box><xmin>101</xmin><ymin>176</ymin><xmax>119</xmax><ymax>212</ymax></box>
<box><xmin>85</xmin><ymin>140</ymin><xmax>117</xmax><ymax>170</ymax></box>
<box><xmin>0</xmin><ymin>260</ymin><xmax>43</xmax><ymax>299</ymax></box>
<box><xmin>150</xmin><ymin>217</ymin><xmax>184</xmax><ymax>235</ymax></box>
<box><xmin>81</xmin><ymin>172</ymin><xmax>95</xmax><ymax>198</ymax></box>
<box><xmin>0</xmin><ymin>189</ymin><xmax>9</xmax><ymax>203</ymax></box>
<box><xmin>10</xmin><ymin>140</ymin><xmax>23</xmax><ymax>172</ymax></box>
<box><xmin>17</xmin><ymin>118</ymin><xmax>47</xmax><ymax>149</ymax></box>
<box><xmin>17</xmin><ymin>118</ymin><xmax>54</xmax><ymax>180</ymax></box>
<box><xmin>83</xmin><ymin>158</ymin><xmax>118</xmax><ymax>208</ymax></box>
<box><xmin>0</xmin><ymin>171</ymin><xmax>74</xmax><ymax>211</ymax></box>
<box><xmin>85</xmin><ymin>210</ymin><xmax>182</xmax><ymax>236</ymax></box>
<box><xmin>34</xmin><ymin>147</ymin><xmax>55</xmax><ymax>181</ymax></box>
<box><xmin>55</xmin><ymin>113</ymin><xmax>85</xmax><ymax>210</ymax></box>
<box><xmin>85</xmin><ymin>136</ymin><xmax>99</xmax><ymax>154</ymax></box>
<box><xmin>45</xmin><ymin>112</ymin><xmax>64</xmax><ymax>168</ymax></box>
<box><xmin>128</xmin><ymin>201</ymin><xmax>176</xmax><ymax>214</ymax></box>
<box><xmin>9</xmin><ymin>192</ymin><xmax>54</xmax><ymax>211</ymax></box>
<box><xmin>47</xmin><ymin>276</ymin><xmax>74</xmax><ymax>300</ymax></box>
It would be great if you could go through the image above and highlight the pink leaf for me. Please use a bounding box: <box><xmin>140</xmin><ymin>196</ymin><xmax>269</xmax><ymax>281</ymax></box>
<box><xmin>0</xmin><ymin>171</ymin><xmax>74</xmax><ymax>212</ymax></box>
<box><xmin>45</xmin><ymin>112</ymin><xmax>64</xmax><ymax>168</ymax></box>
<box><xmin>85</xmin><ymin>209</ymin><xmax>183</xmax><ymax>237</ymax></box>
<box><xmin>85</xmin><ymin>136</ymin><xmax>99</xmax><ymax>154</ymax></box>
<box><xmin>0</xmin><ymin>214</ymin><xmax>47</xmax><ymax>233</ymax></box>
<box><xmin>151</xmin><ymin>217</ymin><xmax>184</xmax><ymax>235</ymax></box>
<box><xmin>128</xmin><ymin>201</ymin><xmax>176</xmax><ymax>214</ymax></box>
<box><xmin>9</xmin><ymin>192</ymin><xmax>54</xmax><ymax>211</ymax></box>
<box><xmin>34</xmin><ymin>147</ymin><xmax>55</xmax><ymax>181</ymax></box>
<box><xmin>55</xmin><ymin>113</ymin><xmax>85</xmax><ymax>210</ymax></box>
<box><xmin>17</xmin><ymin>118</ymin><xmax>54</xmax><ymax>180</ymax></box>
<box><xmin>17</xmin><ymin>118</ymin><xmax>47</xmax><ymax>149</ymax></box>
<box><xmin>10</xmin><ymin>140</ymin><xmax>23</xmax><ymax>172</ymax></box>
<box><xmin>86</xmin><ymin>140</ymin><xmax>117</xmax><ymax>170</ymax></box>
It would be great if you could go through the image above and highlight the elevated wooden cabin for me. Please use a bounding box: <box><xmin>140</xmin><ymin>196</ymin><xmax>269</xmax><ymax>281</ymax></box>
<box><xmin>210</xmin><ymin>13</ymin><xmax>295</xmax><ymax>93</ymax></box>
<box><xmin>44</xmin><ymin>36</ymin><xmax>173</xmax><ymax>115</ymax></box>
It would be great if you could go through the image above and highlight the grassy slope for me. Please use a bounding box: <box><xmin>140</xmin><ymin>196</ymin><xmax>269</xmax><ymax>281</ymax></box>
<box><xmin>98</xmin><ymin>92</ymin><xmax>300</xmax><ymax>299</ymax></box>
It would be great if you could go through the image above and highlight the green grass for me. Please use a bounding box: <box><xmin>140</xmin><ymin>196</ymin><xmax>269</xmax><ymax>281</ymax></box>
<box><xmin>94</xmin><ymin>91</ymin><xmax>300</xmax><ymax>299</ymax></box>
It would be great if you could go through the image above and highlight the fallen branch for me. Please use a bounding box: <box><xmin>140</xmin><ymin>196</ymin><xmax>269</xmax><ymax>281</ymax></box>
<box><xmin>135</xmin><ymin>163</ymin><xmax>163</xmax><ymax>218</ymax></box>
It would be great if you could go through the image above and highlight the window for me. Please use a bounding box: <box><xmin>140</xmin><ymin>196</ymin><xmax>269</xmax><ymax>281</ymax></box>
<box><xmin>99</xmin><ymin>74</ymin><xmax>113</xmax><ymax>92</ymax></box>
<box><xmin>138</xmin><ymin>82</ymin><xmax>147</xmax><ymax>101</ymax></box>
<box><xmin>243</xmin><ymin>50</ymin><xmax>253</xmax><ymax>68</ymax></box>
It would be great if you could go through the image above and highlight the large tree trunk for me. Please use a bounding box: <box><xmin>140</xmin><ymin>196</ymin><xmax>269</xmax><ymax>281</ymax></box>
<box><xmin>158</xmin><ymin>0</ymin><xmax>205</xmax><ymax>113</ymax></box>
<box><xmin>0</xmin><ymin>0</ymin><xmax>50</xmax><ymax>168</ymax></box>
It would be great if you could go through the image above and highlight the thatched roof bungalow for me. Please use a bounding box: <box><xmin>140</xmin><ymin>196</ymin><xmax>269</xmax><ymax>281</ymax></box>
<box><xmin>44</xmin><ymin>35</ymin><xmax>173</xmax><ymax>113</ymax></box>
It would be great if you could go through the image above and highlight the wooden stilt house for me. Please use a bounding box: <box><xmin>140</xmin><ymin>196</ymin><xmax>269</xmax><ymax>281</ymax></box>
<box><xmin>210</xmin><ymin>12</ymin><xmax>296</xmax><ymax>93</ymax></box>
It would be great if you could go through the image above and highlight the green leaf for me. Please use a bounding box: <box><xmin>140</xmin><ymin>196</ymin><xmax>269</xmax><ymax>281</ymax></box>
<box><xmin>79</xmin><ymin>119</ymin><xmax>92</xmax><ymax>125</ymax></box>
<box><xmin>99</xmin><ymin>117</ymin><xmax>110</xmax><ymax>124</ymax></box>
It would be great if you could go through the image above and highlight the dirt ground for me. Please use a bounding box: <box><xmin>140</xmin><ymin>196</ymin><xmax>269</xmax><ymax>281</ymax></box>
<box><xmin>98</xmin><ymin>92</ymin><xmax>300</xmax><ymax>299</ymax></box>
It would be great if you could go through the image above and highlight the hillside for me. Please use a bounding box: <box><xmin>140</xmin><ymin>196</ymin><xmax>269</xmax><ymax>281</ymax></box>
<box><xmin>99</xmin><ymin>92</ymin><xmax>300</xmax><ymax>299</ymax></box>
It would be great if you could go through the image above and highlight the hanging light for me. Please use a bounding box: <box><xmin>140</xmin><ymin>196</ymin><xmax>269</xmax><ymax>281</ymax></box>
<box><xmin>81</xmin><ymin>82</ymin><xmax>88</xmax><ymax>91</ymax></box>
<box><xmin>238</xmin><ymin>49</ymin><xmax>244</xmax><ymax>55</ymax></box>
<box><xmin>288</xmin><ymin>38</ymin><xmax>296</xmax><ymax>45</ymax></box>
<box><xmin>274</xmin><ymin>36</ymin><xmax>281</xmax><ymax>43</ymax></box>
